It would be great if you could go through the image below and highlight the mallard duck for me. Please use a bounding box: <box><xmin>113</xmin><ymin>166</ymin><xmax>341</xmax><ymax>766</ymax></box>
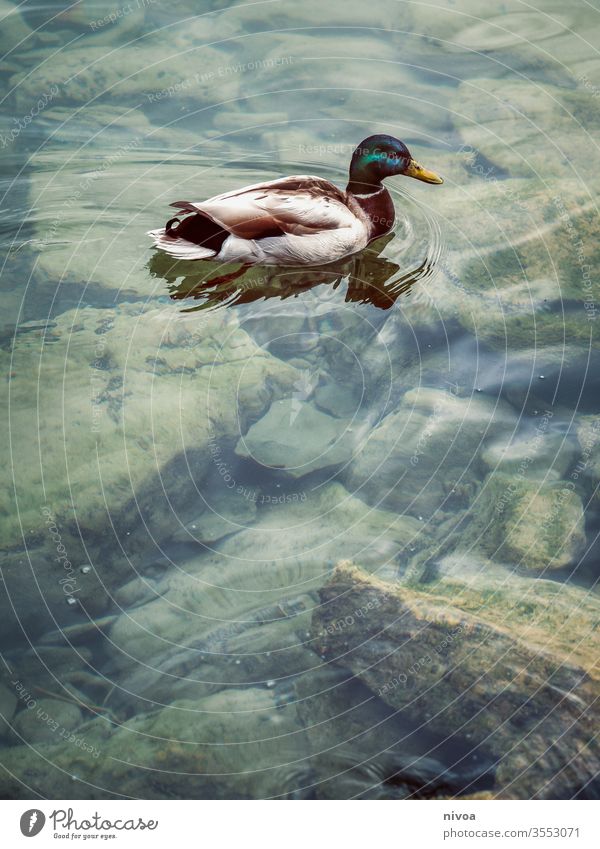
<box><xmin>148</xmin><ymin>134</ymin><xmax>443</xmax><ymax>267</ymax></box>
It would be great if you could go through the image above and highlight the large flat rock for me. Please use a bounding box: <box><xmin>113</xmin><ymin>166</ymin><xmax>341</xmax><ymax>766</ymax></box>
<box><xmin>312</xmin><ymin>563</ymin><xmax>600</xmax><ymax>799</ymax></box>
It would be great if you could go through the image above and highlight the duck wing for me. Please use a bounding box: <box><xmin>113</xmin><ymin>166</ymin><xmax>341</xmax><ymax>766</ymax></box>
<box><xmin>170</xmin><ymin>175</ymin><xmax>356</xmax><ymax>240</ymax></box>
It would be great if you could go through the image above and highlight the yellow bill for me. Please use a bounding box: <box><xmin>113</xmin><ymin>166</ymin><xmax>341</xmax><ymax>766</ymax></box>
<box><xmin>405</xmin><ymin>159</ymin><xmax>444</xmax><ymax>184</ymax></box>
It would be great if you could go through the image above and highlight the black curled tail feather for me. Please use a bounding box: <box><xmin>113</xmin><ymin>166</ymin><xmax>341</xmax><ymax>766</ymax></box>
<box><xmin>165</xmin><ymin>217</ymin><xmax>181</xmax><ymax>237</ymax></box>
<box><xmin>164</xmin><ymin>210</ymin><xmax>230</xmax><ymax>253</ymax></box>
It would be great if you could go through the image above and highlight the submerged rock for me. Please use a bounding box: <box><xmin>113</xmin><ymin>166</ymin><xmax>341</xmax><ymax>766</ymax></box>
<box><xmin>50</xmin><ymin>0</ymin><xmax>147</xmax><ymax>45</ymax></box>
<box><xmin>434</xmin><ymin>175</ymin><xmax>599</xmax><ymax>308</ymax></box>
<box><xmin>28</xmin><ymin>145</ymin><xmax>215</xmax><ymax>299</ymax></box>
<box><xmin>481</xmin><ymin>425</ymin><xmax>576</xmax><ymax>481</ymax></box>
<box><xmin>105</xmin><ymin>482</ymin><xmax>432</xmax><ymax>706</ymax></box>
<box><xmin>462</xmin><ymin>471</ymin><xmax>586</xmax><ymax>572</ymax></box>
<box><xmin>168</xmin><ymin>486</ymin><xmax>257</xmax><ymax>545</ymax></box>
<box><xmin>0</xmin><ymin>688</ymin><xmax>310</xmax><ymax>799</ymax></box>
<box><xmin>407</xmin><ymin>1</ymin><xmax>584</xmax><ymax>87</ymax></box>
<box><xmin>451</xmin><ymin>76</ymin><xmax>600</xmax><ymax>183</ymax></box>
<box><xmin>235</xmin><ymin>399</ymin><xmax>353</xmax><ymax>478</ymax></box>
<box><xmin>34</xmin><ymin>104</ymin><xmax>198</xmax><ymax>153</ymax></box>
<box><xmin>576</xmin><ymin>416</ymin><xmax>600</xmax><ymax>487</ymax></box>
<box><xmin>295</xmin><ymin>668</ymin><xmax>494</xmax><ymax>799</ymax></box>
<box><xmin>344</xmin><ymin>387</ymin><xmax>516</xmax><ymax>518</ymax></box>
<box><xmin>10</xmin><ymin>43</ymin><xmax>230</xmax><ymax>111</ymax></box>
<box><xmin>0</xmin><ymin>303</ymin><xmax>297</xmax><ymax>641</ymax></box>
<box><xmin>395</xmin><ymin>174</ymin><xmax>600</xmax><ymax>398</ymax></box>
<box><xmin>312</xmin><ymin>563</ymin><xmax>600</xmax><ymax>799</ymax></box>
<box><xmin>10</xmin><ymin>698</ymin><xmax>82</xmax><ymax>746</ymax></box>
<box><xmin>223</xmin><ymin>0</ymin><xmax>414</xmax><ymax>33</ymax></box>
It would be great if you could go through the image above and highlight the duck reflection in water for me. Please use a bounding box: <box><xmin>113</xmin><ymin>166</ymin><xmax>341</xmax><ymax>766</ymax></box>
<box><xmin>149</xmin><ymin>234</ymin><xmax>434</xmax><ymax>313</ymax></box>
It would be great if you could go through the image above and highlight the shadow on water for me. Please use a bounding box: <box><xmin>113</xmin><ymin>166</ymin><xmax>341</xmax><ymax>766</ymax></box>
<box><xmin>148</xmin><ymin>233</ymin><xmax>437</xmax><ymax>312</ymax></box>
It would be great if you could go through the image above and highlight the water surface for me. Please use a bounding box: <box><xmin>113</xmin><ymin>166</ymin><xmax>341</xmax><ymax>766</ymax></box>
<box><xmin>1</xmin><ymin>0</ymin><xmax>599</xmax><ymax>800</ymax></box>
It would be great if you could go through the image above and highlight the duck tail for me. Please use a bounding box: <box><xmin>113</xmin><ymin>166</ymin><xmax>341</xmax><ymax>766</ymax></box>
<box><xmin>146</xmin><ymin>226</ymin><xmax>217</xmax><ymax>260</ymax></box>
<box><xmin>148</xmin><ymin>202</ymin><xmax>231</xmax><ymax>261</ymax></box>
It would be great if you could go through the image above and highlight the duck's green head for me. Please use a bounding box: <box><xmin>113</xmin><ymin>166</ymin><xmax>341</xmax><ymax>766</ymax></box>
<box><xmin>347</xmin><ymin>134</ymin><xmax>443</xmax><ymax>194</ymax></box>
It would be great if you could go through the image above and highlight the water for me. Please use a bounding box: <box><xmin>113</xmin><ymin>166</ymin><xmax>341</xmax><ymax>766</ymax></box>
<box><xmin>1</xmin><ymin>0</ymin><xmax>599</xmax><ymax>800</ymax></box>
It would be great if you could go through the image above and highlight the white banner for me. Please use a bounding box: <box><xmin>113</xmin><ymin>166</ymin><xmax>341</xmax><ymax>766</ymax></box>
<box><xmin>0</xmin><ymin>800</ymin><xmax>598</xmax><ymax>848</ymax></box>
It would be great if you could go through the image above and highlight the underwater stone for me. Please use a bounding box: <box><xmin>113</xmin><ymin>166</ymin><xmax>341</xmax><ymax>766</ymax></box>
<box><xmin>168</xmin><ymin>486</ymin><xmax>257</xmax><ymax>545</ymax></box>
<box><xmin>481</xmin><ymin>427</ymin><xmax>576</xmax><ymax>481</ymax></box>
<box><xmin>295</xmin><ymin>667</ymin><xmax>485</xmax><ymax>799</ymax></box>
<box><xmin>112</xmin><ymin>576</ymin><xmax>160</xmax><ymax>610</ymax></box>
<box><xmin>314</xmin><ymin>381</ymin><xmax>360</xmax><ymax>418</ymax></box>
<box><xmin>235</xmin><ymin>398</ymin><xmax>354</xmax><ymax>478</ymax></box>
<box><xmin>409</xmin><ymin>3</ymin><xmax>584</xmax><ymax>86</ymax></box>
<box><xmin>27</xmin><ymin>147</ymin><xmax>216</xmax><ymax>299</ymax></box>
<box><xmin>38</xmin><ymin>617</ymin><xmax>118</xmax><ymax>647</ymax></box>
<box><xmin>312</xmin><ymin>563</ymin><xmax>600</xmax><ymax>799</ymax></box>
<box><xmin>435</xmin><ymin>176</ymin><xmax>599</xmax><ymax>307</ymax></box>
<box><xmin>14</xmin><ymin>646</ymin><xmax>94</xmax><ymax>688</ymax></box>
<box><xmin>10</xmin><ymin>698</ymin><xmax>82</xmax><ymax>746</ymax></box>
<box><xmin>463</xmin><ymin>471</ymin><xmax>586</xmax><ymax>572</ymax></box>
<box><xmin>0</xmin><ymin>303</ymin><xmax>298</xmax><ymax>642</ymax></box>
<box><xmin>576</xmin><ymin>416</ymin><xmax>600</xmax><ymax>483</ymax></box>
<box><xmin>10</xmin><ymin>43</ymin><xmax>230</xmax><ymax>111</ymax></box>
<box><xmin>451</xmin><ymin>77</ymin><xmax>600</xmax><ymax>183</ymax></box>
<box><xmin>344</xmin><ymin>387</ymin><xmax>516</xmax><ymax>518</ymax></box>
<box><xmin>54</xmin><ymin>0</ymin><xmax>147</xmax><ymax>45</ymax></box>
<box><xmin>213</xmin><ymin>481</ymin><xmax>430</xmax><ymax>578</ymax></box>
<box><xmin>397</xmin><ymin>175</ymin><xmax>600</xmax><ymax>373</ymax></box>
<box><xmin>223</xmin><ymin>0</ymin><xmax>412</xmax><ymax>33</ymax></box>
<box><xmin>104</xmin><ymin>481</ymin><xmax>432</xmax><ymax>708</ymax></box>
<box><xmin>0</xmin><ymin>688</ymin><xmax>310</xmax><ymax>799</ymax></box>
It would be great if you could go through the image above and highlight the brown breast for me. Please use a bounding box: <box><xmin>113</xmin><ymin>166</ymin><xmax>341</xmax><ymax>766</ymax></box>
<box><xmin>348</xmin><ymin>187</ymin><xmax>395</xmax><ymax>241</ymax></box>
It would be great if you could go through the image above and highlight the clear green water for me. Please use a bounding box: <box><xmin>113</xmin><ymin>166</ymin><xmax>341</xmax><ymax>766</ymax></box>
<box><xmin>1</xmin><ymin>0</ymin><xmax>599</xmax><ymax>799</ymax></box>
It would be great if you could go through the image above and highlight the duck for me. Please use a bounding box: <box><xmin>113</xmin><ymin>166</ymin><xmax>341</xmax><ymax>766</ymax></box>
<box><xmin>147</xmin><ymin>134</ymin><xmax>443</xmax><ymax>269</ymax></box>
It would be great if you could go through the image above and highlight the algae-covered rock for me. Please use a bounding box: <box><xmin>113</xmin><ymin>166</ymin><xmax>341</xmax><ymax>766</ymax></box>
<box><xmin>107</xmin><ymin>556</ymin><xmax>321</xmax><ymax>709</ymax></box>
<box><xmin>410</xmin><ymin>0</ymin><xmax>564</xmax><ymax>48</ymax></box>
<box><xmin>208</xmin><ymin>481</ymin><xmax>430</xmax><ymax>578</ymax></box>
<box><xmin>223</xmin><ymin>0</ymin><xmax>413</xmax><ymax>32</ymax></box>
<box><xmin>34</xmin><ymin>104</ymin><xmax>199</xmax><ymax>154</ymax></box>
<box><xmin>481</xmin><ymin>424</ymin><xmax>576</xmax><ymax>481</ymax></box>
<box><xmin>397</xmin><ymin>172</ymin><xmax>599</xmax><ymax>368</ymax></box>
<box><xmin>240</xmin><ymin>30</ymin><xmax>454</xmax><ymax>141</ymax></box>
<box><xmin>11</xmin><ymin>698</ymin><xmax>82</xmax><ymax>745</ymax></box>
<box><xmin>0</xmin><ymin>303</ymin><xmax>297</xmax><ymax>641</ymax></box>
<box><xmin>0</xmin><ymin>688</ymin><xmax>310</xmax><ymax>799</ymax></box>
<box><xmin>451</xmin><ymin>76</ymin><xmax>600</xmax><ymax>183</ymax></box>
<box><xmin>312</xmin><ymin>563</ymin><xmax>600</xmax><ymax>799</ymax></box>
<box><xmin>435</xmin><ymin>176</ymin><xmax>599</xmax><ymax>307</ymax></box>
<box><xmin>10</xmin><ymin>43</ymin><xmax>230</xmax><ymax>111</ymax></box>
<box><xmin>51</xmin><ymin>0</ymin><xmax>147</xmax><ymax>44</ymax></box>
<box><xmin>463</xmin><ymin>472</ymin><xmax>586</xmax><ymax>572</ymax></box>
<box><xmin>344</xmin><ymin>387</ymin><xmax>516</xmax><ymax>518</ymax></box>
